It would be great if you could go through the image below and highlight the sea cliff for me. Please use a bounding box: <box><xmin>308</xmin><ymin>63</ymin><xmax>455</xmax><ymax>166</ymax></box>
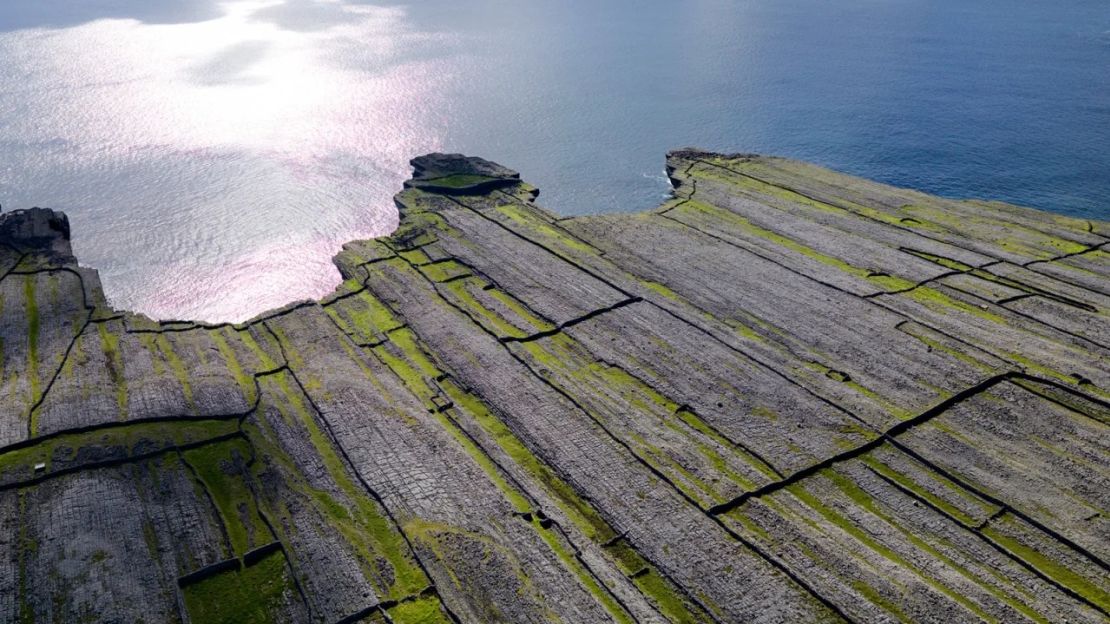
<box><xmin>0</xmin><ymin>150</ymin><xmax>1107</xmax><ymax>623</ymax></box>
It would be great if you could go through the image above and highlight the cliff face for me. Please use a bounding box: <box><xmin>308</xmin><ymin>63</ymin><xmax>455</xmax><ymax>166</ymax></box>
<box><xmin>0</xmin><ymin>151</ymin><xmax>1107</xmax><ymax>623</ymax></box>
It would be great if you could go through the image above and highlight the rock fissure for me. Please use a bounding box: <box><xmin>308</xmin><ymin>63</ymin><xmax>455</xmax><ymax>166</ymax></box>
<box><xmin>499</xmin><ymin>297</ymin><xmax>642</xmax><ymax>344</ymax></box>
<box><xmin>706</xmin><ymin>372</ymin><xmax>1020</xmax><ymax>516</ymax></box>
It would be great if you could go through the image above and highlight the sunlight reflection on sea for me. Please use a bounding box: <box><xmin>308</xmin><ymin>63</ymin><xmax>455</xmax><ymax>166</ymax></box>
<box><xmin>0</xmin><ymin>0</ymin><xmax>458</xmax><ymax>321</ymax></box>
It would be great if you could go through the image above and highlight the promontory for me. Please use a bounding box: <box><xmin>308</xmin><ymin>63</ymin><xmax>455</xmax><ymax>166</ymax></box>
<box><xmin>0</xmin><ymin>150</ymin><xmax>1106</xmax><ymax>623</ymax></box>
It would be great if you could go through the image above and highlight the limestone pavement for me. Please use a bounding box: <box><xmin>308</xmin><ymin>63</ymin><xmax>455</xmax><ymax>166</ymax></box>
<box><xmin>0</xmin><ymin>150</ymin><xmax>1106</xmax><ymax>623</ymax></box>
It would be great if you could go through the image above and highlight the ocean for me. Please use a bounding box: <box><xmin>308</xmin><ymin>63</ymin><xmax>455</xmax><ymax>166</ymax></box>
<box><xmin>1</xmin><ymin>0</ymin><xmax>1107</xmax><ymax>321</ymax></box>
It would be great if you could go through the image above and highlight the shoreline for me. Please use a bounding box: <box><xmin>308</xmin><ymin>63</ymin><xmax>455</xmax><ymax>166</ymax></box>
<box><xmin>0</xmin><ymin>149</ymin><xmax>1106</xmax><ymax>622</ymax></box>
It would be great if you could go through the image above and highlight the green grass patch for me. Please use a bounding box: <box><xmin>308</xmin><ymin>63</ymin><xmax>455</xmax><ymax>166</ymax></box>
<box><xmin>326</xmin><ymin>291</ymin><xmax>405</xmax><ymax>343</ymax></box>
<box><xmin>423</xmin><ymin>174</ymin><xmax>495</xmax><ymax>189</ymax></box>
<box><xmin>639</xmin><ymin>280</ymin><xmax>683</xmax><ymax>302</ymax></box>
<box><xmin>418</xmin><ymin>260</ymin><xmax>471</xmax><ymax>283</ymax></box>
<box><xmin>399</xmin><ymin>247</ymin><xmax>432</xmax><ymax>265</ymax></box>
<box><xmin>0</xmin><ymin>418</ymin><xmax>236</xmax><ymax>482</ymax></box>
<box><xmin>182</xmin><ymin>550</ymin><xmax>297</xmax><ymax>624</ymax></box>
<box><xmin>982</xmin><ymin>518</ymin><xmax>1110</xmax><ymax>612</ymax></box>
<box><xmin>182</xmin><ymin>439</ymin><xmax>271</xmax><ymax>557</ymax></box>
<box><xmin>494</xmin><ymin>204</ymin><xmax>599</xmax><ymax>256</ymax></box>
<box><xmin>210</xmin><ymin>329</ymin><xmax>256</xmax><ymax>403</ymax></box>
<box><xmin>96</xmin><ymin>323</ymin><xmax>129</xmax><ymax>418</ymax></box>
<box><xmin>388</xmin><ymin>596</ymin><xmax>452</xmax><ymax>624</ymax></box>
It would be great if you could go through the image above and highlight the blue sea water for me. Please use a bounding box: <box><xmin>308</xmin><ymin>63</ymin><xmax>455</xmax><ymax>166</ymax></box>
<box><xmin>0</xmin><ymin>0</ymin><xmax>1107</xmax><ymax>321</ymax></box>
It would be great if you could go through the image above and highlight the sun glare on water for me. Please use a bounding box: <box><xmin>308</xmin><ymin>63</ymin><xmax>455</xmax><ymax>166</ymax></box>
<box><xmin>0</xmin><ymin>0</ymin><xmax>457</xmax><ymax>322</ymax></box>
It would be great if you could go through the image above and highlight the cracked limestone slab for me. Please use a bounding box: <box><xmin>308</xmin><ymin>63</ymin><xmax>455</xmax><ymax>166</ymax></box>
<box><xmin>667</xmin><ymin>159</ymin><xmax>998</xmax><ymax>274</ymax></box>
<box><xmin>0</xmin><ymin>270</ymin><xmax>90</xmax><ymax>445</ymax></box>
<box><xmin>391</xmin><ymin>186</ymin><xmax>629</xmax><ymax>327</ymax></box>
<box><xmin>722</xmin><ymin>456</ymin><xmax>1105</xmax><ymax>623</ymax></box>
<box><xmin>356</xmin><ymin>243</ymin><xmax>844</xmax><ymax>623</ymax></box>
<box><xmin>983</xmin><ymin>260</ymin><xmax>1110</xmax><ymax>309</ymax></box>
<box><xmin>1026</xmin><ymin>247</ymin><xmax>1110</xmax><ymax>297</ymax></box>
<box><xmin>559</xmin><ymin>210</ymin><xmax>994</xmax><ymax>429</ymax></box>
<box><xmin>0</xmin><ymin>452</ymin><xmax>232</xmax><ymax>623</ymax></box>
<box><xmin>521</xmin><ymin>301</ymin><xmax>875</xmax><ymax>491</ymax></box>
<box><xmin>266</xmin><ymin>306</ymin><xmax>637</xmax><ymax>623</ymax></box>
<box><xmin>926</xmin><ymin>262</ymin><xmax>1110</xmax><ymax>349</ymax></box>
<box><xmin>895</xmin><ymin>380</ymin><xmax>1110</xmax><ymax>561</ymax></box>
<box><xmin>31</xmin><ymin>319</ymin><xmax>272</xmax><ymax>438</ymax></box>
<box><xmin>874</xmin><ymin>283</ymin><xmax>1110</xmax><ymax>397</ymax></box>
<box><xmin>242</xmin><ymin>371</ymin><xmax>432</xmax><ymax>623</ymax></box>
<box><xmin>689</xmin><ymin>153</ymin><xmax>1106</xmax><ymax>266</ymax></box>
<box><xmin>666</xmin><ymin>166</ymin><xmax>980</xmax><ymax>296</ymax></box>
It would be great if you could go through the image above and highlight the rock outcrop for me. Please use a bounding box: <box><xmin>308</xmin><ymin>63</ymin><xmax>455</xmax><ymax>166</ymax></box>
<box><xmin>0</xmin><ymin>150</ymin><xmax>1107</xmax><ymax>623</ymax></box>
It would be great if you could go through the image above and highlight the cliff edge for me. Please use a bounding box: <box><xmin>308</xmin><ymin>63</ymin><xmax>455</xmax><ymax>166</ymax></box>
<box><xmin>0</xmin><ymin>150</ymin><xmax>1107</xmax><ymax>623</ymax></box>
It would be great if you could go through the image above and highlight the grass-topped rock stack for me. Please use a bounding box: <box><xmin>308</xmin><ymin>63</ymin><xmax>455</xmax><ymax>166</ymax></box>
<box><xmin>0</xmin><ymin>150</ymin><xmax>1106</xmax><ymax>623</ymax></box>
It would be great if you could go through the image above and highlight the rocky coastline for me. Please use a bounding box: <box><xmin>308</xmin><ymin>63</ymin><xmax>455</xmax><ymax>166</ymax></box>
<box><xmin>0</xmin><ymin>150</ymin><xmax>1107</xmax><ymax>623</ymax></box>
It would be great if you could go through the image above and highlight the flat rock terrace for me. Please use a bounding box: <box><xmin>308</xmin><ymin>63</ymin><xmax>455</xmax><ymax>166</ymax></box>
<box><xmin>0</xmin><ymin>150</ymin><xmax>1106</xmax><ymax>623</ymax></box>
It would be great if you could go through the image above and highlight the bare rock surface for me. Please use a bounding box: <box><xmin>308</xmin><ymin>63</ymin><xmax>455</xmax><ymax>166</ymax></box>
<box><xmin>0</xmin><ymin>150</ymin><xmax>1107</xmax><ymax>623</ymax></box>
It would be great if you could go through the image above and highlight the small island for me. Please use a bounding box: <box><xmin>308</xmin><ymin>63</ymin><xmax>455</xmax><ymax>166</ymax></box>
<box><xmin>0</xmin><ymin>150</ymin><xmax>1106</xmax><ymax>623</ymax></box>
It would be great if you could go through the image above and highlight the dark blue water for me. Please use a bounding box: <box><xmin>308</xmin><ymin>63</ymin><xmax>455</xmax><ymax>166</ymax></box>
<box><xmin>427</xmin><ymin>0</ymin><xmax>1110</xmax><ymax>220</ymax></box>
<box><xmin>1</xmin><ymin>0</ymin><xmax>1107</xmax><ymax>321</ymax></box>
